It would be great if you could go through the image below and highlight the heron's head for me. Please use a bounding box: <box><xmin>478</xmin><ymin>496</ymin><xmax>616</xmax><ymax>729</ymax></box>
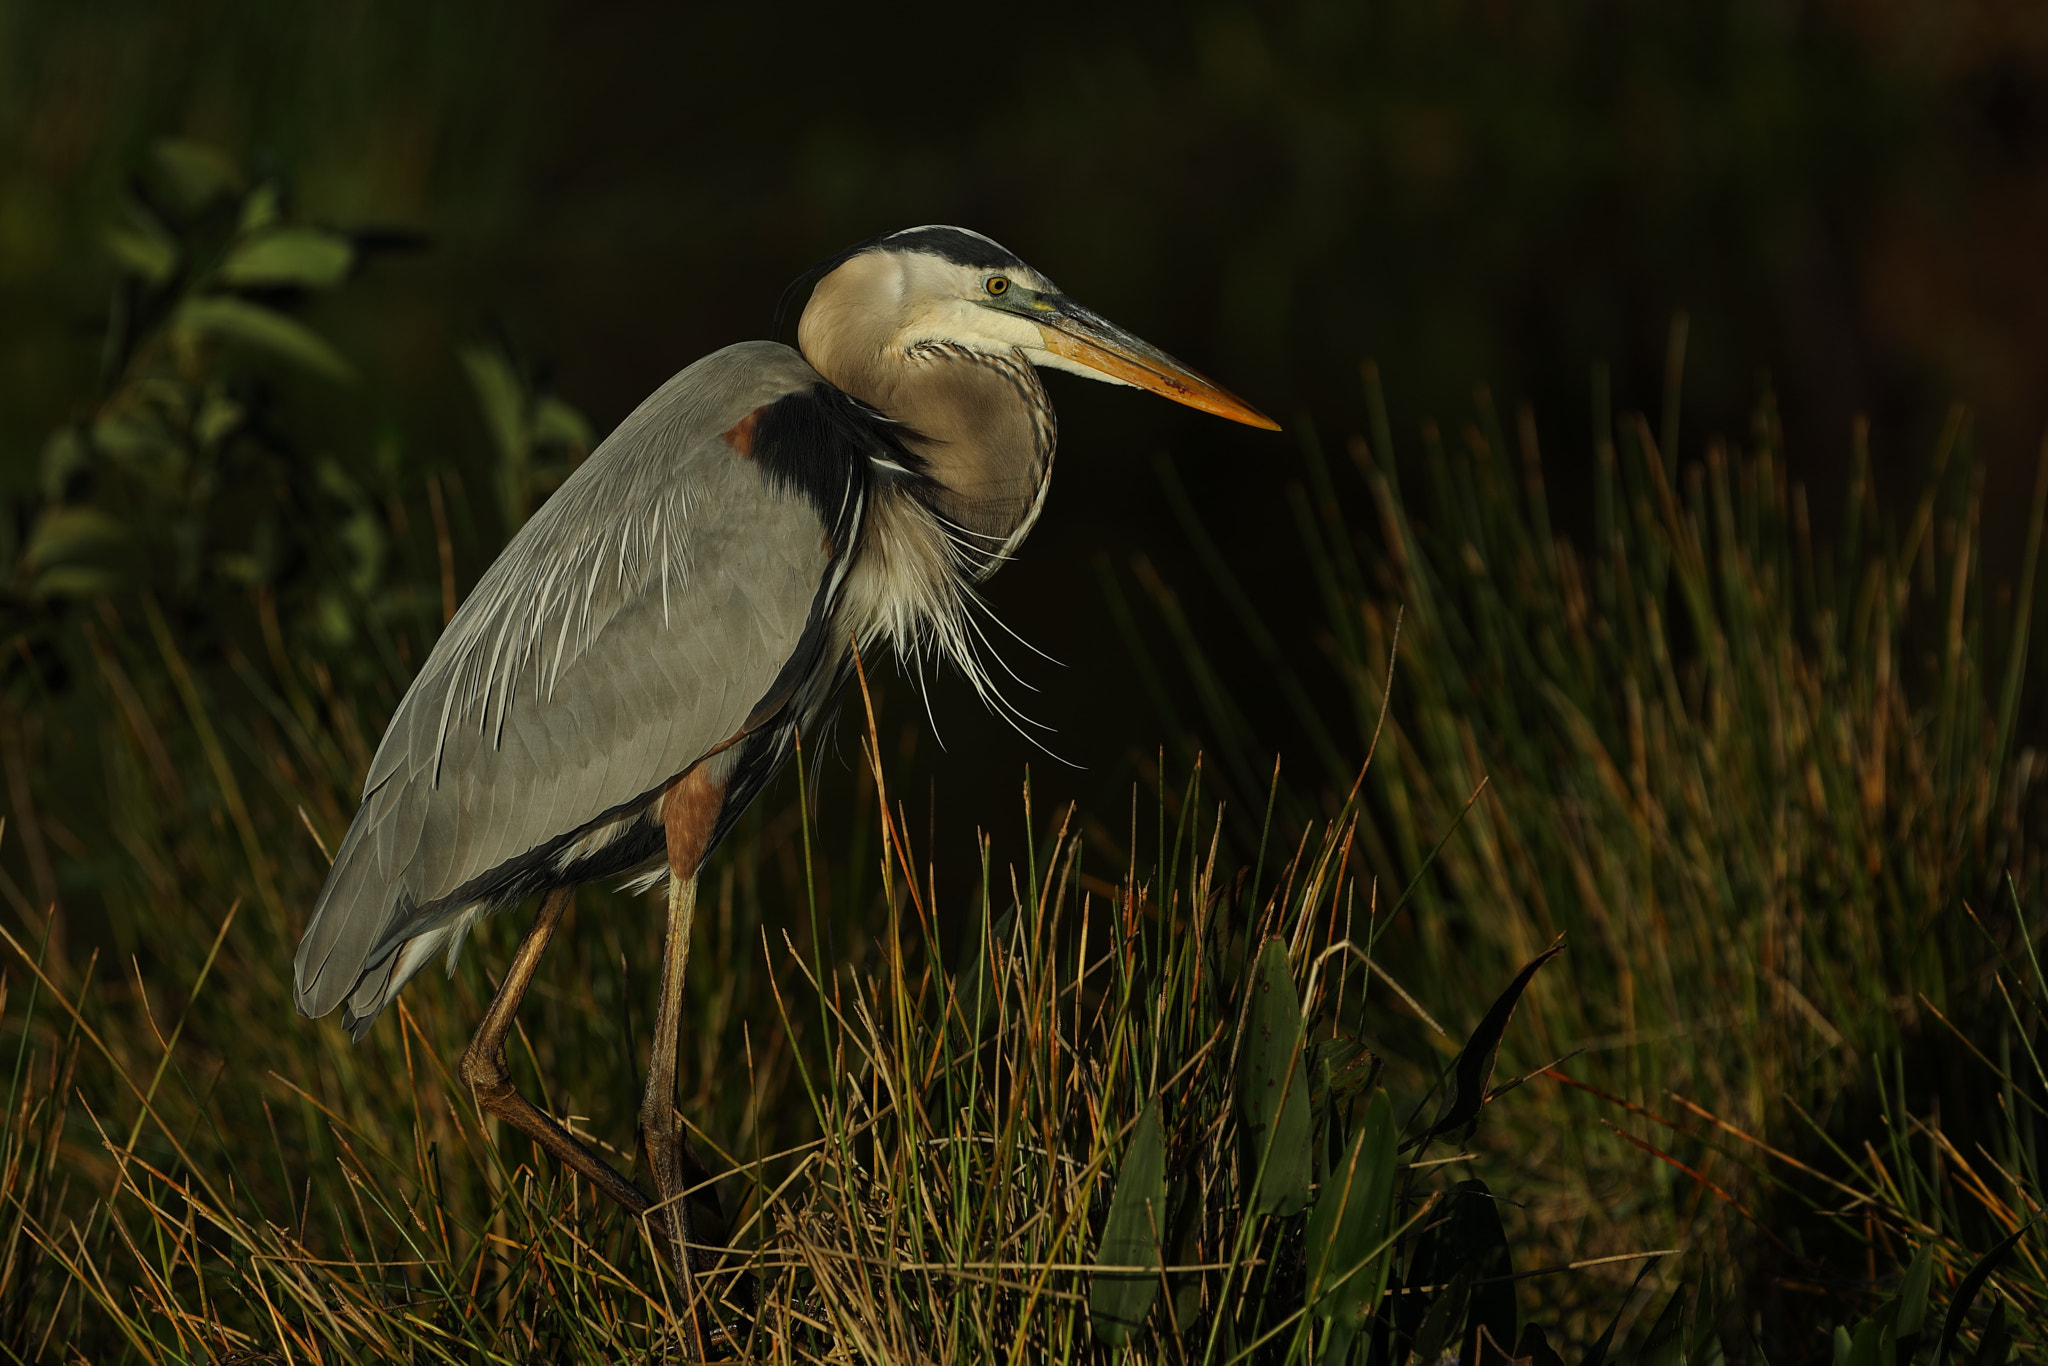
<box><xmin>797</xmin><ymin>226</ymin><xmax>1278</xmax><ymax>431</ymax></box>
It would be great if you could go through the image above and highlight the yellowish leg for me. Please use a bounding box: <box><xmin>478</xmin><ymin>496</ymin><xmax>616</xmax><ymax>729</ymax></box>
<box><xmin>459</xmin><ymin>888</ymin><xmax>656</xmax><ymax>1218</ymax></box>
<box><xmin>641</xmin><ymin>867</ymin><xmax>708</xmax><ymax>1357</ymax></box>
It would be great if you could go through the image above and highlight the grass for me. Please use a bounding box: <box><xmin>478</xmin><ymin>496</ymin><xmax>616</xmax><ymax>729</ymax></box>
<box><xmin>1113</xmin><ymin>343</ymin><xmax>2048</xmax><ymax>1348</ymax></box>
<box><xmin>2</xmin><ymin>139</ymin><xmax>2045</xmax><ymax>1362</ymax></box>
<box><xmin>0</xmin><ymin>649</ymin><xmax>1634</xmax><ymax>1362</ymax></box>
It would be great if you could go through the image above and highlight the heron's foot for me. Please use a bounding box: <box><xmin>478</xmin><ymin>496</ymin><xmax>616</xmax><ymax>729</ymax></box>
<box><xmin>459</xmin><ymin>1014</ymin><xmax>659</xmax><ymax>1223</ymax></box>
<box><xmin>456</xmin><ymin>1036</ymin><xmax>508</xmax><ymax>1100</ymax></box>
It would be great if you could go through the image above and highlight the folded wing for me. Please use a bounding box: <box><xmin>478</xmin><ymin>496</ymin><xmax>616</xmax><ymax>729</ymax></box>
<box><xmin>294</xmin><ymin>340</ymin><xmax>867</xmax><ymax>1028</ymax></box>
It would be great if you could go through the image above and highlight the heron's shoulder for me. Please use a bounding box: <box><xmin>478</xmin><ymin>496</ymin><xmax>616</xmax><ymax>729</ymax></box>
<box><xmin>682</xmin><ymin>339</ymin><xmax>823</xmax><ymax>390</ymax></box>
<box><xmin>611</xmin><ymin>342</ymin><xmax>822</xmax><ymax>445</ymax></box>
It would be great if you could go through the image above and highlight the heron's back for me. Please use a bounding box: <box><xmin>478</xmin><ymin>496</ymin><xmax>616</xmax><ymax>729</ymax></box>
<box><xmin>294</xmin><ymin>341</ymin><xmax>877</xmax><ymax>1033</ymax></box>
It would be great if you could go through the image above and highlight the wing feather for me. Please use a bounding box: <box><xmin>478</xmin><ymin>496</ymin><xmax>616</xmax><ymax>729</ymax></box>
<box><xmin>295</xmin><ymin>340</ymin><xmax>852</xmax><ymax>1020</ymax></box>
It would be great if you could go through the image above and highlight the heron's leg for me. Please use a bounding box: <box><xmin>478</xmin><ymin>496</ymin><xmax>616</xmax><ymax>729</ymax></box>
<box><xmin>458</xmin><ymin>887</ymin><xmax>654</xmax><ymax>1221</ymax></box>
<box><xmin>640</xmin><ymin>866</ymin><xmax>702</xmax><ymax>1278</ymax></box>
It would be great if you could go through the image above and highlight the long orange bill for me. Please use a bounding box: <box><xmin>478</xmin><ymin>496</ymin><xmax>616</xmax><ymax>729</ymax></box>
<box><xmin>1034</xmin><ymin>300</ymin><xmax>1282</xmax><ymax>431</ymax></box>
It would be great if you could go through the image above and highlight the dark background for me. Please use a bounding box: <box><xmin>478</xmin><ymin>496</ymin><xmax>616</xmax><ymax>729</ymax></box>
<box><xmin>6</xmin><ymin>0</ymin><xmax>2048</xmax><ymax>891</ymax></box>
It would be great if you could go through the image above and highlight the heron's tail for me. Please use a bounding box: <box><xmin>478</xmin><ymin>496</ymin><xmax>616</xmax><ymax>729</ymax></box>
<box><xmin>334</xmin><ymin>914</ymin><xmax>478</xmax><ymax>1040</ymax></box>
<box><xmin>295</xmin><ymin>815</ymin><xmax>463</xmax><ymax>1039</ymax></box>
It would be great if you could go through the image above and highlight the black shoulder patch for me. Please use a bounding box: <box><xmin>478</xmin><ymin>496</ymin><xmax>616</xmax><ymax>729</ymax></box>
<box><xmin>751</xmin><ymin>384</ymin><xmax>923</xmax><ymax>539</ymax></box>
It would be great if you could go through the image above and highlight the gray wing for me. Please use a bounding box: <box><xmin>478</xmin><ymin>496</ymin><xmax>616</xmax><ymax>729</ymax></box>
<box><xmin>294</xmin><ymin>340</ymin><xmax>854</xmax><ymax>1020</ymax></box>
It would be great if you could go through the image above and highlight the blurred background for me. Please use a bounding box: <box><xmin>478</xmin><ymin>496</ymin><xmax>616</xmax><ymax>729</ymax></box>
<box><xmin>6</xmin><ymin>0</ymin><xmax>2048</xmax><ymax>1348</ymax></box>
<box><xmin>8</xmin><ymin>0</ymin><xmax>2048</xmax><ymax>889</ymax></box>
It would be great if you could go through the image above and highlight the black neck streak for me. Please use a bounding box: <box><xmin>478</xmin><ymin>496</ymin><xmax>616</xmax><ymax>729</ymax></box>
<box><xmin>894</xmin><ymin>343</ymin><xmax>1057</xmax><ymax>576</ymax></box>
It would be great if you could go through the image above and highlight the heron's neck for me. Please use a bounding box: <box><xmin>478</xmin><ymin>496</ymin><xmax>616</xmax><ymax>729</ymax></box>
<box><xmin>826</xmin><ymin>343</ymin><xmax>1057</xmax><ymax>576</ymax></box>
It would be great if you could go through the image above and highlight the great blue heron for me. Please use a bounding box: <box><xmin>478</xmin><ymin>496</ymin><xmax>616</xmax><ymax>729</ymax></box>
<box><xmin>292</xmin><ymin>225</ymin><xmax>1276</xmax><ymax>1292</ymax></box>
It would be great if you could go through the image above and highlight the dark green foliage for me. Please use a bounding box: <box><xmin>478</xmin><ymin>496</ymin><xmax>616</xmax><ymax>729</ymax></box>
<box><xmin>1090</xmin><ymin>1097</ymin><xmax>1168</xmax><ymax>1344</ymax></box>
<box><xmin>1518</xmin><ymin>1323</ymin><xmax>1568</xmax><ymax>1366</ymax></box>
<box><xmin>1406</xmin><ymin>1267</ymin><xmax>1471</xmax><ymax>1366</ymax></box>
<box><xmin>1304</xmin><ymin>1090</ymin><xmax>1397</xmax><ymax>1348</ymax></box>
<box><xmin>1838</xmin><ymin>1320</ymin><xmax>1893</xmax><ymax>1366</ymax></box>
<box><xmin>1413</xmin><ymin>943</ymin><xmax>1563</xmax><ymax>1147</ymax></box>
<box><xmin>1578</xmin><ymin>1259</ymin><xmax>1660</xmax><ymax>1366</ymax></box>
<box><xmin>1391</xmin><ymin>1180</ymin><xmax>1513</xmax><ymax>1366</ymax></box>
<box><xmin>1240</xmin><ymin>935</ymin><xmax>1313</xmax><ymax>1217</ymax></box>
<box><xmin>460</xmin><ymin>342</ymin><xmax>594</xmax><ymax>533</ymax></box>
<box><xmin>1639</xmin><ymin>1287</ymin><xmax>1689</xmax><ymax>1366</ymax></box>
<box><xmin>15</xmin><ymin>138</ymin><xmax>373</xmax><ymax>632</ymax></box>
<box><xmin>1934</xmin><ymin>1227</ymin><xmax>2031</xmax><ymax>1366</ymax></box>
<box><xmin>1972</xmin><ymin>1301</ymin><xmax>2012</xmax><ymax>1366</ymax></box>
<box><xmin>1898</xmin><ymin>1243</ymin><xmax>1935</xmax><ymax>1359</ymax></box>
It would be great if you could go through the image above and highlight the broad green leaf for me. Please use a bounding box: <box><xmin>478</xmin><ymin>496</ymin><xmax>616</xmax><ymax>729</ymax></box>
<box><xmin>534</xmin><ymin>395</ymin><xmax>594</xmax><ymax>453</ymax></box>
<box><xmin>1410</xmin><ymin>1267</ymin><xmax>1471</xmax><ymax>1366</ymax></box>
<box><xmin>174</xmin><ymin>296</ymin><xmax>356</xmax><ymax>383</ymax></box>
<box><xmin>1845</xmin><ymin>1319</ymin><xmax>1884</xmax><ymax>1366</ymax></box>
<box><xmin>1970</xmin><ymin>1298</ymin><xmax>2010</xmax><ymax>1366</ymax></box>
<box><xmin>1934</xmin><ymin>1225</ymin><xmax>2028</xmax><ymax>1366</ymax></box>
<box><xmin>1895</xmin><ymin>1242</ymin><xmax>1934</xmax><ymax>1362</ymax></box>
<box><xmin>1581</xmin><ymin>1257</ymin><xmax>1660</xmax><ymax>1366</ymax></box>
<box><xmin>1462</xmin><ymin>1181</ymin><xmax>1517</xmax><ymax>1355</ymax></box>
<box><xmin>27</xmin><ymin>506</ymin><xmax>126</xmax><ymax>567</ymax></box>
<box><xmin>1418</xmin><ymin>943</ymin><xmax>1564</xmax><ymax>1144</ymax></box>
<box><xmin>1639</xmin><ymin>1286</ymin><xmax>1688</xmax><ymax>1366</ymax></box>
<box><xmin>1403</xmin><ymin>1179</ymin><xmax>1514</xmax><ymax>1362</ymax></box>
<box><xmin>1238</xmin><ymin>936</ymin><xmax>1311</xmax><ymax>1215</ymax></box>
<box><xmin>238</xmin><ymin>182</ymin><xmax>281</xmax><ymax>234</ymax></box>
<box><xmin>34</xmin><ymin>564</ymin><xmax>127</xmax><ymax>598</ymax></box>
<box><xmin>1090</xmin><ymin>1098</ymin><xmax>1167</xmax><ymax>1346</ymax></box>
<box><xmin>1689</xmin><ymin>1287</ymin><xmax>1728</xmax><ymax>1366</ymax></box>
<box><xmin>1835</xmin><ymin>1327</ymin><xmax>1856</xmax><ymax>1366</ymax></box>
<box><xmin>101</xmin><ymin>206</ymin><xmax>178</xmax><ymax>284</ymax></box>
<box><xmin>194</xmin><ymin>393</ymin><xmax>245</xmax><ymax>450</ymax></box>
<box><xmin>39</xmin><ymin>428</ymin><xmax>88</xmax><ymax>499</ymax></box>
<box><xmin>1306</xmin><ymin>1089</ymin><xmax>1396</xmax><ymax>1336</ymax></box>
<box><xmin>1305</xmin><ymin>1131</ymin><xmax>1358</xmax><ymax>1310</ymax></box>
<box><xmin>461</xmin><ymin>344</ymin><xmax>526</xmax><ymax>464</ymax></box>
<box><xmin>151</xmin><ymin>137</ymin><xmax>241</xmax><ymax>209</ymax></box>
<box><xmin>217</xmin><ymin>228</ymin><xmax>354</xmax><ymax>289</ymax></box>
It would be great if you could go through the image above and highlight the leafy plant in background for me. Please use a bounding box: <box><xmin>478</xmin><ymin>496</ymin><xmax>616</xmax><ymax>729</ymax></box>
<box><xmin>20</xmin><ymin>137</ymin><xmax>376</xmax><ymax>626</ymax></box>
<box><xmin>0</xmin><ymin>136</ymin><xmax>398</xmax><ymax>951</ymax></box>
<box><xmin>12</xmin><ymin>136</ymin><xmax>591</xmax><ymax>649</ymax></box>
<box><xmin>0</xmin><ymin>138</ymin><xmax>590</xmax><ymax>946</ymax></box>
<box><xmin>460</xmin><ymin>339</ymin><xmax>593</xmax><ymax>535</ymax></box>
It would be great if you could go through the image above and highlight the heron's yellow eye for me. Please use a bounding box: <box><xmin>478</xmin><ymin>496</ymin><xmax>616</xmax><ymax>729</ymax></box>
<box><xmin>986</xmin><ymin>276</ymin><xmax>1010</xmax><ymax>297</ymax></box>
